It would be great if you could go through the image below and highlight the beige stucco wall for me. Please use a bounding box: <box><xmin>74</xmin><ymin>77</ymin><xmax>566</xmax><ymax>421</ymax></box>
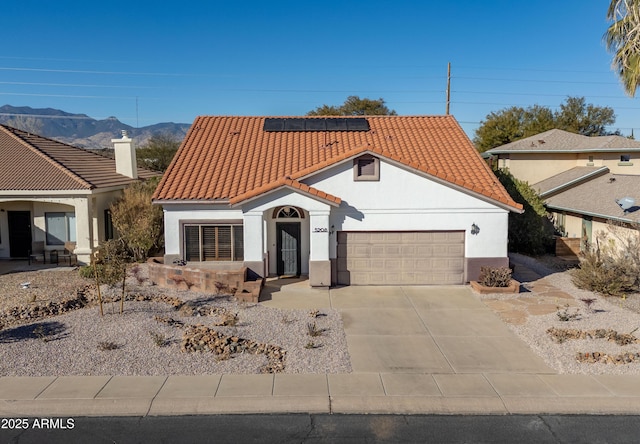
<box><xmin>600</xmin><ymin>153</ymin><xmax>640</xmax><ymax>175</ymax></box>
<box><xmin>504</xmin><ymin>153</ymin><xmax>578</xmax><ymax>184</ymax></box>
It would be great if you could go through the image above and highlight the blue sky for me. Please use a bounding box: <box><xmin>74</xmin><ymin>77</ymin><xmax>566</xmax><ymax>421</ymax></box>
<box><xmin>1</xmin><ymin>1</ymin><xmax>637</xmax><ymax>139</ymax></box>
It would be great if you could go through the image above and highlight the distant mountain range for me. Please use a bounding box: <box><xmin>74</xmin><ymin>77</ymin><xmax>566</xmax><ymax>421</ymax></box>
<box><xmin>0</xmin><ymin>105</ymin><xmax>191</xmax><ymax>149</ymax></box>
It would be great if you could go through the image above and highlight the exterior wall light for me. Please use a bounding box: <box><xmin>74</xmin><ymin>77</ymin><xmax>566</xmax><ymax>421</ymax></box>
<box><xmin>471</xmin><ymin>223</ymin><xmax>480</xmax><ymax>235</ymax></box>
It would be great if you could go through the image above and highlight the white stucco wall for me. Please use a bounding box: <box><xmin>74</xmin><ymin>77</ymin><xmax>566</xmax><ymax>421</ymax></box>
<box><xmin>303</xmin><ymin>158</ymin><xmax>510</xmax><ymax>260</ymax></box>
<box><xmin>160</xmin><ymin>157</ymin><xmax>512</xmax><ymax>275</ymax></box>
<box><xmin>162</xmin><ymin>204</ymin><xmax>244</xmax><ymax>258</ymax></box>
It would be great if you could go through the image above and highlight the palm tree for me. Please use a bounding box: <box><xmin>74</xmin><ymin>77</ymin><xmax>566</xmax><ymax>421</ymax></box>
<box><xmin>605</xmin><ymin>0</ymin><xmax>640</xmax><ymax>96</ymax></box>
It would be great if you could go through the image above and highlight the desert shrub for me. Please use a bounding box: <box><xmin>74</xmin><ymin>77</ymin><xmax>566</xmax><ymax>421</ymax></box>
<box><xmin>109</xmin><ymin>177</ymin><xmax>163</xmax><ymax>262</ymax></box>
<box><xmin>477</xmin><ymin>266</ymin><xmax>512</xmax><ymax>287</ymax></box>
<box><xmin>92</xmin><ymin>239</ymin><xmax>129</xmax><ymax>286</ymax></box>
<box><xmin>493</xmin><ymin>169</ymin><xmax>555</xmax><ymax>255</ymax></box>
<box><xmin>571</xmin><ymin>225</ymin><xmax>640</xmax><ymax>297</ymax></box>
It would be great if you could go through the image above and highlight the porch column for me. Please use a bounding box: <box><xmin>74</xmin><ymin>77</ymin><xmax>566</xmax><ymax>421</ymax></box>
<box><xmin>73</xmin><ymin>197</ymin><xmax>94</xmax><ymax>264</ymax></box>
<box><xmin>309</xmin><ymin>210</ymin><xmax>331</xmax><ymax>287</ymax></box>
<box><xmin>243</xmin><ymin>211</ymin><xmax>265</xmax><ymax>278</ymax></box>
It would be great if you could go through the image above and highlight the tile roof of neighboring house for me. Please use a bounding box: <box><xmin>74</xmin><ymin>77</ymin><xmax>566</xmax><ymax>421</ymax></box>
<box><xmin>486</xmin><ymin>129</ymin><xmax>640</xmax><ymax>154</ymax></box>
<box><xmin>532</xmin><ymin>166</ymin><xmax>609</xmax><ymax>197</ymax></box>
<box><xmin>153</xmin><ymin>115</ymin><xmax>522</xmax><ymax>211</ymax></box>
<box><xmin>0</xmin><ymin>125</ymin><xmax>158</xmax><ymax>191</ymax></box>
<box><xmin>545</xmin><ymin>173</ymin><xmax>640</xmax><ymax>224</ymax></box>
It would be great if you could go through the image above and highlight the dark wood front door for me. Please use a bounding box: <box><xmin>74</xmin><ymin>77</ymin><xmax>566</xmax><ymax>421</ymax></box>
<box><xmin>276</xmin><ymin>222</ymin><xmax>301</xmax><ymax>277</ymax></box>
<box><xmin>8</xmin><ymin>211</ymin><xmax>32</xmax><ymax>258</ymax></box>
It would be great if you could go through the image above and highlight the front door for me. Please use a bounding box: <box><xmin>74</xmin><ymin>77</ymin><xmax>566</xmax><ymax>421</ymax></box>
<box><xmin>8</xmin><ymin>211</ymin><xmax>32</xmax><ymax>258</ymax></box>
<box><xmin>277</xmin><ymin>222</ymin><xmax>301</xmax><ymax>277</ymax></box>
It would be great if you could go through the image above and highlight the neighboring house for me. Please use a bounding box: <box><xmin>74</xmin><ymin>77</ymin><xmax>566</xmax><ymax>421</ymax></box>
<box><xmin>0</xmin><ymin>126</ymin><xmax>158</xmax><ymax>264</ymax></box>
<box><xmin>486</xmin><ymin>128</ymin><xmax>640</xmax><ymax>184</ymax></box>
<box><xmin>486</xmin><ymin>129</ymin><xmax>640</xmax><ymax>249</ymax></box>
<box><xmin>153</xmin><ymin>115</ymin><xmax>522</xmax><ymax>287</ymax></box>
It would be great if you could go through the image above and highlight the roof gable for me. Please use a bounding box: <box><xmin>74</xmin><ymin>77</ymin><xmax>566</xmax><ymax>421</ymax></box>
<box><xmin>153</xmin><ymin>115</ymin><xmax>521</xmax><ymax>211</ymax></box>
<box><xmin>0</xmin><ymin>125</ymin><xmax>158</xmax><ymax>191</ymax></box>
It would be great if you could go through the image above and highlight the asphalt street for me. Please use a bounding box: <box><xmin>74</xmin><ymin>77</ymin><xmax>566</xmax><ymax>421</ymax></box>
<box><xmin>2</xmin><ymin>414</ymin><xmax>640</xmax><ymax>444</ymax></box>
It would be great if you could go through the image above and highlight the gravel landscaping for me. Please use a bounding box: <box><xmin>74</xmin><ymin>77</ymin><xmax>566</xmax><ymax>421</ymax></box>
<box><xmin>477</xmin><ymin>253</ymin><xmax>640</xmax><ymax>375</ymax></box>
<box><xmin>0</xmin><ymin>265</ymin><xmax>351</xmax><ymax>376</ymax></box>
<box><xmin>2</xmin><ymin>255</ymin><xmax>640</xmax><ymax>376</ymax></box>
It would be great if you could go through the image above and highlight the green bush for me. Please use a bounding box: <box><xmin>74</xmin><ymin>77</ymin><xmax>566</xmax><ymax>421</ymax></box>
<box><xmin>493</xmin><ymin>168</ymin><xmax>555</xmax><ymax>255</ymax></box>
<box><xmin>478</xmin><ymin>266</ymin><xmax>513</xmax><ymax>287</ymax></box>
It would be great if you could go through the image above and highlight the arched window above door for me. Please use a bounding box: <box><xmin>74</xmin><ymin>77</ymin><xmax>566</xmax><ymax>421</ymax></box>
<box><xmin>273</xmin><ymin>206</ymin><xmax>304</xmax><ymax>219</ymax></box>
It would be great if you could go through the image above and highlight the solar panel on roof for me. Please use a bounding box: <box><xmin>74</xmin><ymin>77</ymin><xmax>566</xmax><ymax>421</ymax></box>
<box><xmin>305</xmin><ymin>119</ymin><xmax>327</xmax><ymax>131</ymax></box>
<box><xmin>347</xmin><ymin>118</ymin><xmax>370</xmax><ymax>131</ymax></box>
<box><xmin>263</xmin><ymin>117</ymin><xmax>369</xmax><ymax>132</ymax></box>
<box><xmin>325</xmin><ymin>118</ymin><xmax>348</xmax><ymax>131</ymax></box>
<box><xmin>284</xmin><ymin>119</ymin><xmax>306</xmax><ymax>131</ymax></box>
<box><xmin>263</xmin><ymin>118</ymin><xmax>285</xmax><ymax>131</ymax></box>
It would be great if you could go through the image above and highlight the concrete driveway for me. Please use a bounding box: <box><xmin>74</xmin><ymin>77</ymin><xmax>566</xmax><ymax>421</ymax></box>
<box><xmin>262</xmin><ymin>281</ymin><xmax>553</xmax><ymax>375</ymax></box>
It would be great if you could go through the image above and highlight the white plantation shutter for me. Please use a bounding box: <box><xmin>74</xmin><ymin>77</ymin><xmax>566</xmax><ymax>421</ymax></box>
<box><xmin>183</xmin><ymin>224</ymin><xmax>242</xmax><ymax>262</ymax></box>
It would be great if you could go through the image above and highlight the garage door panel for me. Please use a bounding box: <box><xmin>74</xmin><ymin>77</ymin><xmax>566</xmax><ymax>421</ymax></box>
<box><xmin>337</xmin><ymin>231</ymin><xmax>464</xmax><ymax>285</ymax></box>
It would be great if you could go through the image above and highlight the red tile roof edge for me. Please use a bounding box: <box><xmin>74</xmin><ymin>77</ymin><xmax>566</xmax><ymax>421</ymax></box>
<box><xmin>229</xmin><ymin>177</ymin><xmax>342</xmax><ymax>206</ymax></box>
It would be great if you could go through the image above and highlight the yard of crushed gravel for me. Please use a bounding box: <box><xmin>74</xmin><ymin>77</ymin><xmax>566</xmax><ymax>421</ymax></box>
<box><xmin>2</xmin><ymin>257</ymin><xmax>640</xmax><ymax>376</ymax></box>
<box><xmin>478</xmin><ymin>253</ymin><xmax>640</xmax><ymax>375</ymax></box>
<box><xmin>0</xmin><ymin>266</ymin><xmax>351</xmax><ymax>376</ymax></box>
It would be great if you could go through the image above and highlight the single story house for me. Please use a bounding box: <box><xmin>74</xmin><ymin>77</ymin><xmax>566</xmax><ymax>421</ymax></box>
<box><xmin>0</xmin><ymin>126</ymin><xmax>158</xmax><ymax>264</ymax></box>
<box><xmin>153</xmin><ymin>115</ymin><xmax>523</xmax><ymax>287</ymax></box>
<box><xmin>535</xmin><ymin>169</ymin><xmax>639</xmax><ymax>248</ymax></box>
<box><xmin>485</xmin><ymin>129</ymin><xmax>640</xmax><ymax>250</ymax></box>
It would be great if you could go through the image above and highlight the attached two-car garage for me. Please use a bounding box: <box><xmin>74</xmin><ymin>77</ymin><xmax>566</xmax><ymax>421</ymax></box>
<box><xmin>336</xmin><ymin>231</ymin><xmax>465</xmax><ymax>285</ymax></box>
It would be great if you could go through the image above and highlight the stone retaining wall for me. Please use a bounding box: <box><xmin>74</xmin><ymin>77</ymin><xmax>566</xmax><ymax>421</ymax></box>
<box><xmin>147</xmin><ymin>259</ymin><xmax>261</xmax><ymax>302</ymax></box>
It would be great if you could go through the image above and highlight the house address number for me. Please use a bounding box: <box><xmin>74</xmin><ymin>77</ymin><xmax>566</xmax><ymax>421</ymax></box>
<box><xmin>313</xmin><ymin>227</ymin><xmax>328</xmax><ymax>233</ymax></box>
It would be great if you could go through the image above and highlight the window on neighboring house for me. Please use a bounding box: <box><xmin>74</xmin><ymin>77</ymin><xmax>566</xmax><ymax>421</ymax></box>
<box><xmin>620</xmin><ymin>154</ymin><xmax>631</xmax><ymax>162</ymax></box>
<box><xmin>45</xmin><ymin>212</ymin><xmax>76</xmax><ymax>245</ymax></box>
<box><xmin>183</xmin><ymin>224</ymin><xmax>243</xmax><ymax>261</ymax></box>
<box><xmin>104</xmin><ymin>209</ymin><xmax>114</xmax><ymax>240</ymax></box>
<box><xmin>353</xmin><ymin>155</ymin><xmax>380</xmax><ymax>181</ymax></box>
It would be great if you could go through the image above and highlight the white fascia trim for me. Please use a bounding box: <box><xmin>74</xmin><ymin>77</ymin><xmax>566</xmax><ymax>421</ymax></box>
<box><xmin>152</xmin><ymin>199</ymin><xmax>231</xmax><ymax>206</ymax></box>
<box><xmin>0</xmin><ymin>189</ymin><xmax>93</xmax><ymax>197</ymax></box>
<box><xmin>545</xmin><ymin>204</ymin><xmax>639</xmax><ymax>225</ymax></box>
<box><xmin>539</xmin><ymin>167</ymin><xmax>610</xmax><ymax>198</ymax></box>
<box><xmin>230</xmin><ymin>185</ymin><xmax>341</xmax><ymax>208</ymax></box>
<box><xmin>489</xmin><ymin>148</ymin><xmax>640</xmax><ymax>154</ymax></box>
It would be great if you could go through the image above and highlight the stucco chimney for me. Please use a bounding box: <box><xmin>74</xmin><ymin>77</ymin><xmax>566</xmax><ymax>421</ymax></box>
<box><xmin>111</xmin><ymin>130</ymin><xmax>138</xmax><ymax>179</ymax></box>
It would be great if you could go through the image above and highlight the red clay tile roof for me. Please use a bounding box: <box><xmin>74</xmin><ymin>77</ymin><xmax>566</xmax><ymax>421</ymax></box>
<box><xmin>0</xmin><ymin>125</ymin><xmax>158</xmax><ymax>191</ymax></box>
<box><xmin>153</xmin><ymin>115</ymin><xmax>522</xmax><ymax>211</ymax></box>
<box><xmin>229</xmin><ymin>176</ymin><xmax>342</xmax><ymax>206</ymax></box>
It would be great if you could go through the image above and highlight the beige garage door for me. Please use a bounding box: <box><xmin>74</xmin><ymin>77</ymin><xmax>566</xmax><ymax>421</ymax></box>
<box><xmin>336</xmin><ymin>231</ymin><xmax>465</xmax><ymax>285</ymax></box>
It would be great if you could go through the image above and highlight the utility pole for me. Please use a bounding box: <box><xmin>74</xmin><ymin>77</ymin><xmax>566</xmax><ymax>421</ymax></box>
<box><xmin>446</xmin><ymin>62</ymin><xmax>451</xmax><ymax>115</ymax></box>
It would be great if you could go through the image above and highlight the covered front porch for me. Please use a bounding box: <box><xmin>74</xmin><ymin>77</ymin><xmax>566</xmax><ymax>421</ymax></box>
<box><xmin>0</xmin><ymin>195</ymin><xmax>110</xmax><ymax>264</ymax></box>
<box><xmin>239</xmin><ymin>188</ymin><xmax>338</xmax><ymax>288</ymax></box>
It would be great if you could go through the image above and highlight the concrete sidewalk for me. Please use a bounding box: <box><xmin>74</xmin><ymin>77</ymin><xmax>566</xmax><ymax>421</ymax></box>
<box><xmin>2</xmin><ymin>264</ymin><xmax>640</xmax><ymax>417</ymax></box>
<box><xmin>3</xmin><ymin>372</ymin><xmax>640</xmax><ymax>417</ymax></box>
